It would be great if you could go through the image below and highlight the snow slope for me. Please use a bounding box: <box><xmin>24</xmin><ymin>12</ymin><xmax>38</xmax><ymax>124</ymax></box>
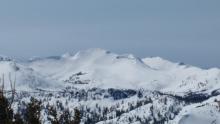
<box><xmin>28</xmin><ymin>48</ymin><xmax>170</xmax><ymax>90</ymax></box>
<box><xmin>143</xmin><ymin>57</ymin><xmax>220</xmax><ymax>94</ymax></box>
<box><xmin>1</xmin><ymin>48</ymin><xmax>220</xmax><ymax>124</ymax></box>
<box><xmin>0</xmin><ymin>56</ymin><xmax>61</xmax><ymax>91</ymax></box>
<box><xmin>0</xmin><ymin>48</ymin><xmax>220</xmax><ymax>93</ymax></box>
<box><xmin>169</xmin><ymin>95</ymin><xmax>220</xmax><ymax>124</ymax></box>
<box><xmin>27</xmin><ymin>48</ymin><xmax>220</xmax><ymax>94</ymax></box>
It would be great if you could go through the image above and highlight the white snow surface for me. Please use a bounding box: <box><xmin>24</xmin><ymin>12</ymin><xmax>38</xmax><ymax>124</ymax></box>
<box><xmin>27</xmin><ymin>48</ymin><xmax>220</xmax><ymax>93</ymax></box>
<box><xmin>0</xmin><ymin>58</ymin><xmax>61</xmax><ymax>91</ymax></box>
<box><xmin>169</xmin><ymin>95</ymin><xmax>220</xmax><ymax>124</ymax></box>
<box><xmin>0</xmin><ymin>48</ymin><xmax>220</xmax><ymax>93</ymax></box>
<box><xmin>1</xmin><ymin>49</ymin><xmax>220</xmax><ymax>124</ymax></box>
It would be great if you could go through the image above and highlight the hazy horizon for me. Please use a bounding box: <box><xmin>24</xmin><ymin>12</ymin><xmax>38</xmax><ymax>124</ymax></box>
<box><xmin>0</xmin><ymin>0</ymin><xmax>220</xmax><ymax>68</ymax></box>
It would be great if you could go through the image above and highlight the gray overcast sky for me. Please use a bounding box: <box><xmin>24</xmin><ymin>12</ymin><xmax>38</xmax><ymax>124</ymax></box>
<box><xmin>0</xmin><ymin>0</ymin><xmax>219</xmax><ymax>68</ymax></box>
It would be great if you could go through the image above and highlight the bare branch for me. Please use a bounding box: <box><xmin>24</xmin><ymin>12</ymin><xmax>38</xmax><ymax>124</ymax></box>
<box><xmin>8</xmin><ymin>73</ymin><xmax>16</xmax><ymax>107</ymax></box>
<box><xmin>0</xmin><ymin>74</ymin><xmax>5</xmax><ymax>98</ymax></box>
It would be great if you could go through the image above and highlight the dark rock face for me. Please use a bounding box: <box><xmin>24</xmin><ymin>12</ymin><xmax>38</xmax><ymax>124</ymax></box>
<box><xmin>211</xmin><ymin>89</ymin><xmax>220</xmax><ymax>96</ymax></box>
<box><xmin>158</xmin><ymin>91</ymin><xmax>211</xmax><ymax>103</ymax></box>
<box><xmin>107</xmin><ymin>88</ymin><xmax>137</xmax><ymax>100</ymax></box>
<box><xmin>182</xmin><ymin>93</ymin><xmax>210</xmax><ymax>103</ymax></box>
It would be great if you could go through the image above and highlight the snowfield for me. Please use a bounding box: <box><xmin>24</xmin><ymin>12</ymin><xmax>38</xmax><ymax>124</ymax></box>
<box><xmin>1</xmin><ymin>48</ymin><xmax>220</xmax><ymax>124</ymax></box>
<box><xmin>27</xmin><ymin>48</ymin><xmax>220</xmax><ymax>93</ymax></box>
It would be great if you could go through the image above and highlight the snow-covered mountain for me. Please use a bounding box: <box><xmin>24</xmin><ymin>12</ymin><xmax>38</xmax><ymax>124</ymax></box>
<box><xmin>27</xmin><ymin>48</ymin><xmax>220</xmax><ymax>94</ymax></box>
<box><xmin>28</xmin><ymin>48</ymin><xmax>170</xmax><ymax>90</ymax></box>
<box><xmin>0</xmin><ymin>56</ymin><xmax>60</xmax><ymax>91</ymax></box>
<box><xmin>1</xmin><ymin>48</ymin><xmax>220</xmax><ymax>124</ymax></box>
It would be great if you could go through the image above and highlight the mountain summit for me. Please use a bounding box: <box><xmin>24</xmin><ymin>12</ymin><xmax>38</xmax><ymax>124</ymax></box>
<box><xmin>1</xmin><ymin>48</ymin><xmax>220</xmax><ymax>124</ymax></box>
<box><xmin>0</xmin><ymin>48</ymin><xmax>220</xmax><ymax>93</ymax></box>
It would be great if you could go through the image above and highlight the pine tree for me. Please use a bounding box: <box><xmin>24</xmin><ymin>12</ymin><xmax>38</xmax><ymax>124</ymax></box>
<box><xmin>0</xmin><ymin>74</ymin><xmax>16</xmax><ymax>124</ymax></box>
<box><xmin>73</xmin><ymin>108</ymin><xmax>81</xmax><ymax>124</ymax></box>
<box><xmin>47</xmin><ymin>105</ymin><xmax>59</xmax><ymax>124</ymax></box>
<box><xmin>59</xmin><ymin>109</ymin><xmax>74</xmax><ymax>124</ymax></box>
<box><xmin>137</xmin><ymin>91</ymin><xmax>143</xmax><ymax>98</ymax></box>
<box><xmin>24</xmin><ymin>97</ymin><xmax>42</xmax><ymax>124</ymax></box>
<box><xmin>13</xmin><ymin>113</ymin><xmax>24</xmax><ymax>124</ymax></box>
<box><xmin>0</xmin><ymin>92</ymin><xmax>13</xmax><ymax>124</ymax></box>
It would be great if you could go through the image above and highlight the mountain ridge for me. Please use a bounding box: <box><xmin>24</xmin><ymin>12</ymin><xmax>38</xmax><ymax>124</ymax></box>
<box><xmin>1</xmin><ymin>48</ymin><xmax>220</xmax><ymax>124</ymax></box>
<box><xmin>0</xmin><ymin>48</ymin><xmax>220</xmax><ymax>93</ymax></box>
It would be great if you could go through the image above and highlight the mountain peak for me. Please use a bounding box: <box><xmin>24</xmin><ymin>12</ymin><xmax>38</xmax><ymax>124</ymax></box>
<box><xmin>75</xmin><ymin>48</ymin><xmax>111</xmax><ymax>56</ymax></box>
<box><xmin>142</xmin><ymin>56</ymin><xmax>177</xmax><ymax>70</ymax></box>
